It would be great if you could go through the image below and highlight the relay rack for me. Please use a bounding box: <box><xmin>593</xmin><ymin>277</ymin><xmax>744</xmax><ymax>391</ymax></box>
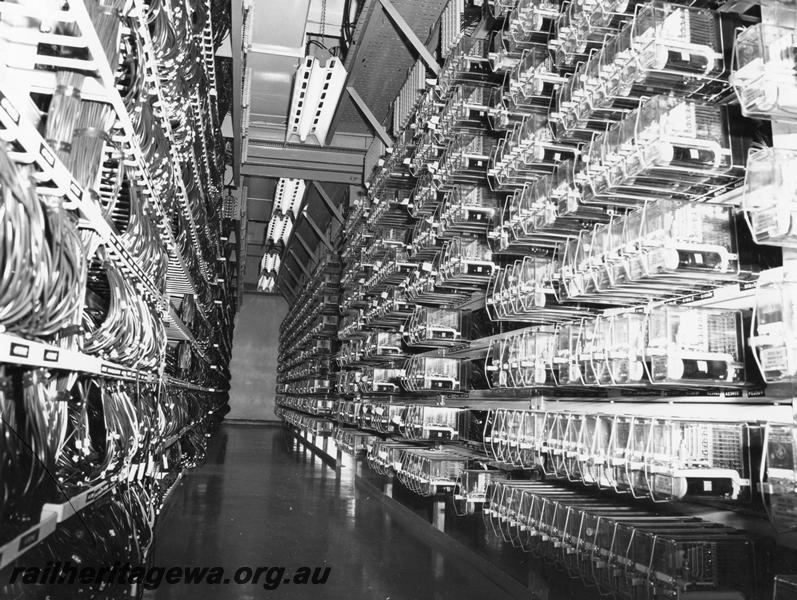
<box><xmin>277</xmin><ymin>0</ymin><xmax>797</xmax><ymax>597</ymax></box>
<box><xmin>0</xmin><ymin>0</ymin><xmax>235</xmax><ymax>596</ymax></box>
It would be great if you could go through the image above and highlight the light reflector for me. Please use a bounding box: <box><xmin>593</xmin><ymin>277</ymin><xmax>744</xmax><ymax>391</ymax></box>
<box><xmin>273</xmin><ymin>178</ymin><xmax>306</xmax><ymax>217</ymax></box>
<box><xmin>286</xmin><ymin>56</ymin><xmax>347</xmax><ymax>145</ymax></box>
<box><xmin>265</xmin><ymin>214</ymin><xmax>293</xmax><ymax>246</ymax></box>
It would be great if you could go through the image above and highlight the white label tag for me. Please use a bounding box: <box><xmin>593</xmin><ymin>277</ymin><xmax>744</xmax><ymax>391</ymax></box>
<box><xmin>761</xmin><ymin>346</ymin><xmax>789</xmax><ymax>372</ymax></box>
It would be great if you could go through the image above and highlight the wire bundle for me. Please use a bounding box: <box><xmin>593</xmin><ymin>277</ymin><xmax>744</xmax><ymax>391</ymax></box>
<box><xmin>182</xmin><ymin>163</ymin><xmax>217</xmax><ymax>272</ymax></box>
<box><xmin>45</xmin><ymin>71</ymin><xmax>86</xmax><ymax>166</ymax></box>
<box><xmin>84</xmin><ymin>0</ymin><xmax>127</xmax><ymax>72</ymax></box>
<box><xmin>82</xmin><ymin>249</ymin><xmax>165</xmax><ymax>369</ymax></box>
<box><xmin>0</xmin><ymin>144</ymin><xmax>86</xmax><ymax>341</ymax></box>
<box><xmin>0</xmin><ymin>369</ymin><xmax>71</xmax><ymax>530</ymax></box>
<box><xmin>120</xmin><ymin>181</ymin><xmax>169</xmax><ymax>289</ymax></box>
<box><xmin>211</xmin><ymin>0</ymin><xmax>230</xmax><ymax>49</ymax></box>
<box><xmin>173</xmin><ymin>211</ymin><xmax>213</xmax><ymax>309</ymax></box>
<box><xmin>111</xmin><ymin>18</ymin><xmax>181</xmax><ymax>227</ymax></box>
<box><xmin>0</xmin><ymin>370</ymin><xmax>233</xmax><ymax>565</ymax></box>
<box><xmin>130</xmin><ymin>101</ymin><xmax>176</xmax><ymax>210</ymax></box>
<box><xmin>20</xmin><ymin>369</ymin><xmax>70</xmax><ymax>496</ymax></box>
<box><xmin>67</xmin><ymin>100</ymin><xmax>117</xmax><ymax>192</ymax></box>
<box><xmin>16</xmin><ymin>483</ymin><xmax>154</xmax><ymax>599</ymax></box>
<box><xmin>0</xmin><ymin>0</ymin><xmax>234</xmax><ymax>583</ymax></box>
<box><xmin>118</xmin><ymin>19</ymin><xmax>147</xmax><ymax>111</ymax></box>
<box><xmin>0</xmin><ymin>367</ymin><xmax>24</xmax><ymax>526</ymax></box>
<box><xmin>147</xmin><ymin>383</ymin><xmax>169</xmax><ymax>442</ymax></box>
<box><xmin>160</xmin><ymin>387</ymin><xmax>189</xmax><ymax>439</ymax></box>
<box><xmin>177</xmin><ymin>340</ymin><xmax>193</xmax><ymax>372</ymax></box>
<box><xmin>57</xmin><ymin>378</ymin><xmax>107</xmax><ymax>490</ymax></box>
<box><xmin>146</xmin><ymin>0</ymin><xmax>192</xmax><ymax>132</ymax></box>
<box><xmin>142</xmin><ymin>0</ymin><xmax>226</xmax><ymax>300</ymax></box>
<box><xmin>164</xmin><ymin>0</ymin><xmax>206</xmax><ymax>95</ymax></box>
<box><xmin>100</xmin><ymin>383</ymin><xmax>140</xmax><ymax>477</ymax></box>
<box><xmin>147</xmin><ymin>0</ymin><xmax>221</xmax><ymax>198</ymax></box>
<box><xmin>52</xmin><ymin>380</ymin><xmax>209</xmax><ymax>497</ymax></box>
<box><xmin>45</xmin><ymin>71</ymin><xmax>115</xmax><ymax>199</ymax></box>
<box><xmin>190</xmin><ymin>116</ymin><xmax>222</xmax><ymax>232</ymax></box>
<box><xmin>130</xmin><ymin>384</ymin><xmax>158</xmax><ymax>465</ymax></box>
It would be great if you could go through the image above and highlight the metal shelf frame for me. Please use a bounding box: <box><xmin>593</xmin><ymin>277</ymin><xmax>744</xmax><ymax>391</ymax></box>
<box><xmin>130</xmin><ymin>0</ymin><xmax>215</xmax><ymax>285</ymax></box>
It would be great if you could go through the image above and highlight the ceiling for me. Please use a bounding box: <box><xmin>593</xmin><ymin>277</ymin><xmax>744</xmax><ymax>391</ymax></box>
<box><xmin>230</xmin><ymin>0</ymin><xmax>451</xmax><ymax>296</ymax></box>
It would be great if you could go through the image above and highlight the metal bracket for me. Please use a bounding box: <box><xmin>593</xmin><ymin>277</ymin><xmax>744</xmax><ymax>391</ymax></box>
<box><xmin>313</xmin><ymin>181</ymin><xmax>345</xmax><ymax>225</ymax></box>
<box><xmin>282</xmin><ymin>263</ymin><xmax>302</xmax><ymax>289</ymax></box>
<box><xmin>277</xmin><ymin>278</ymin><xmax>297</xmax><ymax>302</ymax></box>
<box><xmin>294</xmin><ymin>231</ymin><xmax>315</xmax><ymax>260</ymax></box>
<box><xmin>378</xmin><ymin>0</ymin><xmax>441</xmax><ymax>76</ymax></box>
<box><xmin>305</xmin><ymin>212</ymin><xmax>335</xmax><ymax>252</ymax></box>
<box><xmin>288</xmin><ymin>249</ymin><xmax>311</xmax><ymax>277</ymax></box>
<box><xmin>346</xmin><ymin>86</ymin><xmax>393</xmax><ymax>147</ymax></box>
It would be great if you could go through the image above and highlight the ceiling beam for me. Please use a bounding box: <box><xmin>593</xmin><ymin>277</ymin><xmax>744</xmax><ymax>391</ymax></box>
<box><xmin>247</xmin><ymin>143</ymin><xmax>366</xmax><ymax>166</ymax></box>
<box><xmin>346</xmin><ymin>86</ymin><xmax>392</xmax><ymax>147</ymax></box>
<box><xmin>242</xmin><ymin>143</ymin><xmax>365</xmax><ymax>184</ymax></box>
<box><xmin>378</xmin><ymin>0</ymin><xmax>441</xmax><ymax>76</ymax></box>
<box><xmin>241</xmin><ymin>163</ymin><xmax>362</xmax><ymax>185</ymax></box>
<box><xmin>312</xmin><ymin>181</ymin><xmax>345</xmax><ymax>225</ymax></box>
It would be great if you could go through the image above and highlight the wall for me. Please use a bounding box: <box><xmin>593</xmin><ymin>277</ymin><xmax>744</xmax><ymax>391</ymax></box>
<box><xmin>227</xmin><ymin>293</ymin><xmax>288</xmax><ymax>421</ymax></box>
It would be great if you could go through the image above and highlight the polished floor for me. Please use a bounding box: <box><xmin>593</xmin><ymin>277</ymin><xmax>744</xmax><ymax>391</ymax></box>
<box><xmin>144</xmin><ymin>424</ymin><xmax>518</xmax><ymax>600</ymax></box>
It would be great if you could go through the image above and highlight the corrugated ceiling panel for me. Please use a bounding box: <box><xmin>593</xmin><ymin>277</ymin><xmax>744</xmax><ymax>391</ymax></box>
<box><xmin>331</xmin><ymin>0</ymin><xmax>448</xmax><ymax>136</ymax></box>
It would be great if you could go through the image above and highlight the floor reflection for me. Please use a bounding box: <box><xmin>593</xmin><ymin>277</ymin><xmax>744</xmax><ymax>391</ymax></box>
<box><xmin>144</xmin><ymin>424</ymin><xmax>518</xmax><ymax>600</ymax></box>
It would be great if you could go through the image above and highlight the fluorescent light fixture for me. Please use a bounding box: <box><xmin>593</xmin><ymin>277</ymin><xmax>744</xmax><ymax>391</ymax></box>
<box><xmin>265</xmin><ymin>214</ymin><xmax>287</xmax><ymax>244</ymax></box>
<box><xmin>273</xmin><ymin>178</ymin><xmax>306</xmax><ymax>217</ymax></box>
<box><xmin>257</xmin><ymin>274</ymin><xmax>275</xmax><ymax>293</ymax></box>
<box><xmin>286</xmin><ymin>55</ymin><xmax>347</xmax><ymax>145</ymax></box>
<box><xmin>265</xmin><ymin>213</ymin><xmax>294</xmax><ymax>246</ymax></box>
<box><xmin>260</xmin><ymin>252</ymin><xmax>281</xmax><ymax>275</ymax></box>
<box><xmin>279</xmin><ymin>219</ymin><xmax>293</xmax><ymax>245</ymax></box>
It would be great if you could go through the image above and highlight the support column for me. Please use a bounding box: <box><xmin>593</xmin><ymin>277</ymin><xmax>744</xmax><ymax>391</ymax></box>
<box><xmin>432</xmin><ymin>497</ymin><xmax>446</xmax><ymax>579</ymax></box>
<box><xmin>432</xmin><ymin>497</ymin><xmax>445</xmax><ymax>532</ymax></box>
